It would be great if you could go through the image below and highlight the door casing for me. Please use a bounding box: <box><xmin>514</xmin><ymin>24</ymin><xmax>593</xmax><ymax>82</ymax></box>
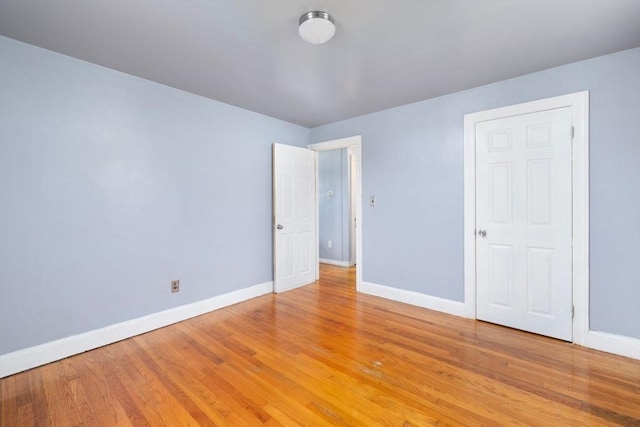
<box><xmin>463</xmin><ymin>92</ymin><xmax>589</xmax><ymax>345</ymax></box>
<box><xmin>349</xmin><ymin>151</ymin><xmax>357</xmax><ymax>267</ymax></box>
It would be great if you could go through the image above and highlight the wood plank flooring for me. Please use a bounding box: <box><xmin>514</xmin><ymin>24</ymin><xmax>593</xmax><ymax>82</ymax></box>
<box><xmin>1</xmin><ymin>264</ymin><xmax>639</xmax><ymax>426</ymax></box>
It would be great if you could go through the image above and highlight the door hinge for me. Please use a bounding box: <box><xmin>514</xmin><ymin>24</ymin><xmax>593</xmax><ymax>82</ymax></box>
<box><xmin>572</xmin><ymin>305</ymin><xmax>575</xmax><ymax>319</ymax></box>
<box><xmin>571</xmin><ymin>126</ymin><xmax>575</xmax><ymax>139</ymax></box>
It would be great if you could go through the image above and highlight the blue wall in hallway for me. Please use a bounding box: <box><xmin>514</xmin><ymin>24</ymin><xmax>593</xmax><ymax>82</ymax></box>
<box><xmin>318</xmin><ymin>149</ymin><xmax>350</xmax><ymax>263</ymax></box>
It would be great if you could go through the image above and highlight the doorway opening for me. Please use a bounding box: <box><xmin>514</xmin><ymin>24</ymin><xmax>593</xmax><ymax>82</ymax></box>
<box><xmin>309</xmin><ymin>136</ymin><xmax>362</xmax><ymax>290</ymax></box>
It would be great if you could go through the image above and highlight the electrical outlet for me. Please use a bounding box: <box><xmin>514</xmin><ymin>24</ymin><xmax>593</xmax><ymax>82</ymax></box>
<box><xmin>171</xmin><ymin>280</ymin><xmax>180</xmax><ymax>293</ymax></box>
<box><xmin>328</xmin><ymin>240</ymin><xmax>333</xmax><ymax>249</ymax></box>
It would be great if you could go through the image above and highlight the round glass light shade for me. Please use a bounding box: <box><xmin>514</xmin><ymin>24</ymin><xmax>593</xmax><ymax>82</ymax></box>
<box><xmin>298</xmin><ymin>11</ymin><xmax>335</xmax><ymax>45</ymax></box>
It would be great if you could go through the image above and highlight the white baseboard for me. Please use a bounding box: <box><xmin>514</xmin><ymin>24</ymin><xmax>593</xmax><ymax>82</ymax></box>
<box><xmin>582</xmin><ymin>330</ymin><xmax>640</xmax><ymax>360</ymax></box>
<box><xmin>360</xmin><ymin>281</ymin><xmax>465</xmax><ymax>317</ymax></box>
<box><xmin>0</xmin><ymin>281</ymin><xmax>273</xmax><ymax>378</ymax></box>
<box><xmin>319</xmin><ymin>258</ymin><xmax>351</xmax><ymax>267</ymax></box>
<box><xmin>360</xmin><ymin>282</ymin><xmax>638</xmax><ymax>359</ymax></box>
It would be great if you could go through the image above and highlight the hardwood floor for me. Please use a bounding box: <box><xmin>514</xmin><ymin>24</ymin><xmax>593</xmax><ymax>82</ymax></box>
<box><xmin>1</xmin><ymin>264</ymin><xmax>639</xmax><ymax>426</ymax></box>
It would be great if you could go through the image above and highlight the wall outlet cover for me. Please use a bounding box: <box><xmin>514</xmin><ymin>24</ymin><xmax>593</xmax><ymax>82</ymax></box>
<box><xmin>171</xmin><ymin>280</ymin><xmax>180</xmax><ymax>293</ymax></box>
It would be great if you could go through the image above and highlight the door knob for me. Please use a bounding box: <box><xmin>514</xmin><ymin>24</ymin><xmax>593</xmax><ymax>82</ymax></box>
<box><xmin>478</xmin><ymin>229</ymin><xmax>487</xmax><ymax>237</ymax></box>
<box><xmin>276</xmin><ymin>224</ymin><xmax>284</xmax><ymax>230</ymax></box>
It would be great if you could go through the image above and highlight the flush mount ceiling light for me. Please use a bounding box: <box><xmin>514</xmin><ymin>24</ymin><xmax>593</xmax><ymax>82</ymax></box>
<box><xmin>298</xmin><ymin>11</ymin><xmax>335</xmax><ymax>45</ymax></box>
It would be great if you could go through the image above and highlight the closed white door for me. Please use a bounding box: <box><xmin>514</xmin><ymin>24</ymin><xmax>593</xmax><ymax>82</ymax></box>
<box><xmin>273</xmin><ymin>143</ymin><xmax>317</xmax><ymax>293</ymax></box>
<box><xmin>476</xmin><ymin>107</ymin><xmax>573</xmax><ymax>341</ymax></box>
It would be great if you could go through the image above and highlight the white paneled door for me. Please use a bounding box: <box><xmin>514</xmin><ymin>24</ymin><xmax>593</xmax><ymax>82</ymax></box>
<box><xmin>273</xmin><ymin>143</ymin><xmax>317</xmax><ymax>293</ymax></box>
<box><xmin>476</xmin><ymin>107</ymin><xmax>573</xmax><ymax>341</ymax></box>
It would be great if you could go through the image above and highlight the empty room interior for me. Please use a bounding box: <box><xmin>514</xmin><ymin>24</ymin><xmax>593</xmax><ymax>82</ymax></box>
<box><xmin>1</xmin><ymin>1</ymin><xmax>639</xmax><ymax>425</ymax></box>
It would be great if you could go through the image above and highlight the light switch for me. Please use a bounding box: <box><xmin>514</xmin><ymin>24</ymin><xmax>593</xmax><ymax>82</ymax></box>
<box><xmin>370</xmin><ymin>196</ymin><xmax>376</xmax><ymax>207</ymax></box>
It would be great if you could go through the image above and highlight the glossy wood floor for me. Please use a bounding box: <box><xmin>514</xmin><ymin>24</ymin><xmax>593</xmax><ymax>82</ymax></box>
<box><xmin>2</xmin><ymin>265</ymin><xmax>639</xmax><ymax>426</ymax></box>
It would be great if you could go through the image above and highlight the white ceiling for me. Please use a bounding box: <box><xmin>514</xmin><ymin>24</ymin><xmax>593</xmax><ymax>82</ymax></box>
<box><xmin>1</xmin><ymin>1</ymin><xmax>639</xmax><ymax>128</ymax></box>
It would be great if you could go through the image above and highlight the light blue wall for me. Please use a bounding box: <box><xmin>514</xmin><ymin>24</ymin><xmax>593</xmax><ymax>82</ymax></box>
<box><xmin>318</xmin><ymin>149</ymin><xmax>349</xmax><ymax>262</ymax></box>
<box><xmin>2</xmin><ymin>36</ymin><xmax>638</xmax><ymax>355</ymax></box>
<box><xmin>311</xmin><ymin>48</ymin><xmax>640</xmax><ymax>339</ymax></box>
<box><xmin>0</xmin><ymin>37</ymin><xmax>309</xmax><ymax>354</ymax></box>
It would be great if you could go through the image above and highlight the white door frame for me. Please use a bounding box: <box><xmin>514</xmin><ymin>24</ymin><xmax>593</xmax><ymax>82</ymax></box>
<box><xmin>309</xmin><ymin>135</ymin><xmax>363</xmax><ymax>291</ymax></box>
<box><xmin>463</xmin><ymin>92</ymin><xmax>589</xmax><ymax>346</ymax></box>
<box><xmin>349</xmin><ymin>150</ymin><xmax>357</xmax><ymax>267</ymax></box>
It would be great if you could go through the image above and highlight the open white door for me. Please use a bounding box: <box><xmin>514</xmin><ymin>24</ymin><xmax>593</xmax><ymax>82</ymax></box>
<box><xmin>273</xmin><ymin>143</ymin><xmax>317</xmax><ymax>293</ymax></box>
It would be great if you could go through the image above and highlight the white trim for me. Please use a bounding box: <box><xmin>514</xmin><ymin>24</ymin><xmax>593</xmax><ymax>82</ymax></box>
<box><xmin>569</xmin><ymin>93</ymin><xmax>590</xmax><ymax>347</ymax></box>
<box><xmin>319</xmin><ymin>258</ymin><xmax>351</xmax><ymax>268</ymax></box>
<box><xmin>309</xmin><ymin>135</ymin><xmax>363</xmax><ymax>292</ymax></box>
<box><xmin>309</xmin><ymin>135</ymin><xmax>361</xmax><ymax>152</ymax></box>
<box><xmin>464</xmin><ymin>92</ymin><xmax>603</xmax><ymax>351</ymax></box>
<box><xmin>0</xmin><ymin>281</ymin><xmax>273</xmax><ymax>378</ymax></box>
<box><xmin>463</xmin><ymin>111</ymin><xmax>478</xmax><ymax>318</ymax></box>
<box><xmin>583</xmin><ymin>331</ymin><xmax>640</xmax><ymax>360</ymax></box>
<box><xmin>348</xmin><ymin>148</ymin><xmax>357</xmax><ymax>267</ymax></box>
<box><xmin>361</xmin><ymin>281</ymin><xmax>466</xmax><ymax>317</ymax></box>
